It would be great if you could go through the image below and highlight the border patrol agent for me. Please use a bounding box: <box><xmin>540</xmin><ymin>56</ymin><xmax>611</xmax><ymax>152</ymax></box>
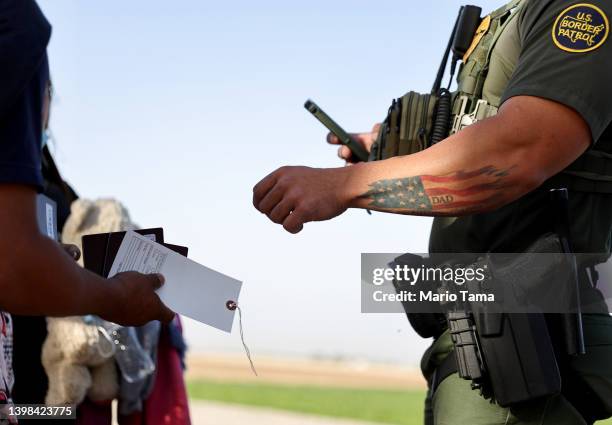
<box><xmin>254</xmin><ymin>0</ymin><xmax>612</xmax><ymax>423</ymax></box>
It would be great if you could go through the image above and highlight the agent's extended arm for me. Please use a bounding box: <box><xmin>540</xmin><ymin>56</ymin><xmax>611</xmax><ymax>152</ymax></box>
<box><xmin>253</xmin><ymin>96</ymin><xmax>591</xmax><ymax>233</ymax></box>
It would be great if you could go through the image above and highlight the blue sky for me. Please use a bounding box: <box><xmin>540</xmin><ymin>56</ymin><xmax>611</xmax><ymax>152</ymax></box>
<box><xmin>39</xmin><ymin>0</ymin><xmax>504</xmax><ymax>365</ymax></box>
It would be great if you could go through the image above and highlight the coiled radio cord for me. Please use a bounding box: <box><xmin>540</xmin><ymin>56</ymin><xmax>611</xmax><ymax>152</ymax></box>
<box><xmin>430</xmin><ymin>88</ymin><xmax>452</xmax><ymax>144</ymax></box>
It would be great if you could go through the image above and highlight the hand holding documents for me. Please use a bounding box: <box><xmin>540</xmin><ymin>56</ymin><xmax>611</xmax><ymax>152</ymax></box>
<box><xmin>83</xmin><ymin>229</ymin><xmax>242</xmax><ymax>332</ymax></box>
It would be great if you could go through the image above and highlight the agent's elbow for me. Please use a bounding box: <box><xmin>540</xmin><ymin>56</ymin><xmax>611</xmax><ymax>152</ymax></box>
<box><xmin>482</xmin><ymin>149</ymin><xmax>550</xmax><ymax>212</ymax></box>
<box><xmin>515</xmin><ymin>168</ymin><xmax>547</xmax><ymax>194</ymax></box>
<box><xmin>501</xmin><ymin>155</ymin><xmax>550</xmax><ymax>206</ymax></box>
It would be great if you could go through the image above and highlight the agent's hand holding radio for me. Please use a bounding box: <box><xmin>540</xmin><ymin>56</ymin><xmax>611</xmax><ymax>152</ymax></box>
<box><xmin>327</xmin><ymin>123</ymin><xmax>381</xmax><ymax>164</ymax></box>
<box><xmin>304</xmin><ymin>100</ymin><xmax>379</xmax><ymax>164</ymax></box>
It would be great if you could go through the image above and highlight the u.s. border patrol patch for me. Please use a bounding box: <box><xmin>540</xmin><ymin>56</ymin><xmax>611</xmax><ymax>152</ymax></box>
<box><xmin>552</xmin><ymin>3</ymin><xmax>609</xmax><ymax>52</ymax></box>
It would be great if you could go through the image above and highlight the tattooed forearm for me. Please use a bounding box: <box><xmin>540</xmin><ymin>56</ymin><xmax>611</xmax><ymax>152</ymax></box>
<box><xmin>359</xmin><ymin>165</ymin><xmax>513</xmax><ymax>215</ymax></box>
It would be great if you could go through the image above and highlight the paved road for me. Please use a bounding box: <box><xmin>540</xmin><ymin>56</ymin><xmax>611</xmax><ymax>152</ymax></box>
<box><xmin>189</xmin><ymin>400</ymin><xmax>388</xmax><ymax>425</ymax></box>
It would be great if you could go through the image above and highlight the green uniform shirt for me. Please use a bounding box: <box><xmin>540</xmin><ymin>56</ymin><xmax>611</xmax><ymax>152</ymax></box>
<box><xmin>430</xmin><ymin>0</ymin><xmax>612</xmax><ymax>255</ymax></box>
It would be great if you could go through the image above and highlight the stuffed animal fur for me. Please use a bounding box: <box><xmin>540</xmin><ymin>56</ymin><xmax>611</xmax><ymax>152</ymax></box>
<box><xmin>42</xmin><ymin>199</ymin><xmax>136</xmax><ymax>405</ymax></box>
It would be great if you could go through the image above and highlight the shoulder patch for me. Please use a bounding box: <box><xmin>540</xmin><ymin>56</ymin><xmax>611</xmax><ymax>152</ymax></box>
<box><xmin>552</xmin><ymin>3</ymin><xmax>609</xmax><ymax>53</ymax></box>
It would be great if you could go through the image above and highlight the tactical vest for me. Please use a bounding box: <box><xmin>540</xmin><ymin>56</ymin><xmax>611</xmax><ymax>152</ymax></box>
<box><xmin>372</xmin><ymin>0</ymin><xmax>612</xmax><ymax>193</ymax></box>
<box><xmin>450</xmin><ymin>0</ymin><xmax>523</xmax><ymax>134</ymax></box>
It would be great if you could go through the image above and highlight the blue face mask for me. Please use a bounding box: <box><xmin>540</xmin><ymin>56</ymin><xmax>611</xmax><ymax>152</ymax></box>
<box><xmin>41</xmin><ymin>129</ymin><xmax>49</xmax><ymax>148</ymax></box>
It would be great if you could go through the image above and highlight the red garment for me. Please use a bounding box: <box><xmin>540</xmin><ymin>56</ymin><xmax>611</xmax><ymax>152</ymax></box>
<box><xmin>76</xmin><ymin>399</ymin><xmax>112</xmax><ymax>425</ymax></box>
<box><xmin>119</xmin><ymin>324</ymin><xmax>191</xmax><ymax>425</ymax></box>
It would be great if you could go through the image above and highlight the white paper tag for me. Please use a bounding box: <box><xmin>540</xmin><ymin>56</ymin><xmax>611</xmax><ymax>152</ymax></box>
<box><xmin>108</xmin><ymin>231</ymin><xmax>242</xmax><ymax>333</ymax></box>
<box><xmin>36</xmin><ymin>194</ymin><xmax>57</xmax><ymax>240</ymax></box>
<box><xmin>45</xmin><ymin>203</ymin><xmax>55</xmax><ymax>239</ymax></box>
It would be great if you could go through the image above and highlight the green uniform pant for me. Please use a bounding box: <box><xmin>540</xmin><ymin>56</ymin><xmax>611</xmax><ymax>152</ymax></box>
<box><xmin>424</xmin><ymin>314</ymin><xmax>612</xmax><ymax>425</ymax></box>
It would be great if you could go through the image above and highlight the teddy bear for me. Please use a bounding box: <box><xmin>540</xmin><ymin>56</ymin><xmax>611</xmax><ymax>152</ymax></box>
<box><xmin>42</xmin><ymin>198</ymin><xmax>135</xmax><ymax>406</ymax></box>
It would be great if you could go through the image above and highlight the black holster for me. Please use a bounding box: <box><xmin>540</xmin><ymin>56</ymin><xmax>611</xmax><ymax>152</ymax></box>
<box><xmin>394</xmin><ymin>234</ymin><xmax>584</xmax><ymax>406</ymax></box>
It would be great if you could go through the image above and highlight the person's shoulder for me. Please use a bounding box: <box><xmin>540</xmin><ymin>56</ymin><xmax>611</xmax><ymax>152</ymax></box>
<box><xmin>0</xmin><ymin>0</ymin><xmax>51</xmax><ymax>53</ymax></box>
<box><xmin>0</xmin><ymin>0</ymin><xmax>51</xmax><ymax>117</ymax></box>
<box><xmin>519</xmin><ymin>0</ymin><xmax>610</xmax><ymax>54</ymax></box>
<box><xmin>520</xmin><ymin>0</ymin><xmax>609</xmax><ymax>16</ymax></box>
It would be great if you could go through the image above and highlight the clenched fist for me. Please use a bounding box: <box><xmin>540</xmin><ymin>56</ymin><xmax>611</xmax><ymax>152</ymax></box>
<box><xmin>253</xmin><ymin>166</ymin><xmax>352</xmax><ymax>233</ymax></box>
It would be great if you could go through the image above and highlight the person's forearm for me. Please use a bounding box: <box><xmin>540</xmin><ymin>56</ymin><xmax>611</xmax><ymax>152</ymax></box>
<box><xmin>0</xmin><ymin>232</ymin><xmax>113</xmax><ymax>316</ymax></box>
<box><xmin>0</xmin><ymin>187</ymin><xmax>114</xmax><ymax>317</ymax></box>
<box><xmin>343</xmin><ymin>115</ymin><xmax>551</xmax><ymax>216</ymax></box>
<box><xmin>253</xmin><ymin>96</ymin><xmax>591</xmax><ymax>232</ymax></box>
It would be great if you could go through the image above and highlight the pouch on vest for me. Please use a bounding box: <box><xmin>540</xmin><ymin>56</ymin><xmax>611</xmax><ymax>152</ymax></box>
<box><xmin>390</xmin><ymin>253</ymin><xmax>447</xmax><ymax>339</ymax></box>
<box><xmin>369</xmin><ymin>91</ymin><xmax>438</xmax><ymax>161</ymax></box>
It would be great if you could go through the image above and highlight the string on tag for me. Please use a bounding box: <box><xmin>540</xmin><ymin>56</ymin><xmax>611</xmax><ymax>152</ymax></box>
<box><xmin>226</xmin><ymin>300</ymin><xmax>257</xmax><ymax>376</ymax></box>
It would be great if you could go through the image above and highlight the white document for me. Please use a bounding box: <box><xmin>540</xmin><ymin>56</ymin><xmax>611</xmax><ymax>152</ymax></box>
<box><xmin>108</xmin><ymin>231</ymin><xmax>242</xmax><ymax>332</ymax></box>
<box><xmin>36</xmin><ymin>194</ymin><xmax>57</xmax><ymax>240</ymax></box>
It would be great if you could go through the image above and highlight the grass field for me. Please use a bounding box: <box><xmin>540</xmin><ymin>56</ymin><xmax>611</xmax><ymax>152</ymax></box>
<box><xmin>188</xmin><ymin>380</ymin><xmax>426</xmax><ymax>425</ymax></box>
<box><xmin>188</xmin><ymin>380</ymin><xmax>612</xmax><ymax>425</ymax></box>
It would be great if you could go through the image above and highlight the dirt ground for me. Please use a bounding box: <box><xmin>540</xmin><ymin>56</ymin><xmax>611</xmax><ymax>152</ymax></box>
<box><xmin>185</xmin><ymin>354</ymin><xmax>427</xmax><ymax>390</ymax></box>
<box><xmin>189</xmin><ymin>400</ymin><xmax>389</xmax><ymax>425</ymax></box>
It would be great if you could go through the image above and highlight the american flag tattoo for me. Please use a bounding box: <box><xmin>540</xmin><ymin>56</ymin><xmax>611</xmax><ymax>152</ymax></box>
<box><xmin>362</xmin><ymin>166</ymin><xmax>512</xmax><ymax>214</ymax></box>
